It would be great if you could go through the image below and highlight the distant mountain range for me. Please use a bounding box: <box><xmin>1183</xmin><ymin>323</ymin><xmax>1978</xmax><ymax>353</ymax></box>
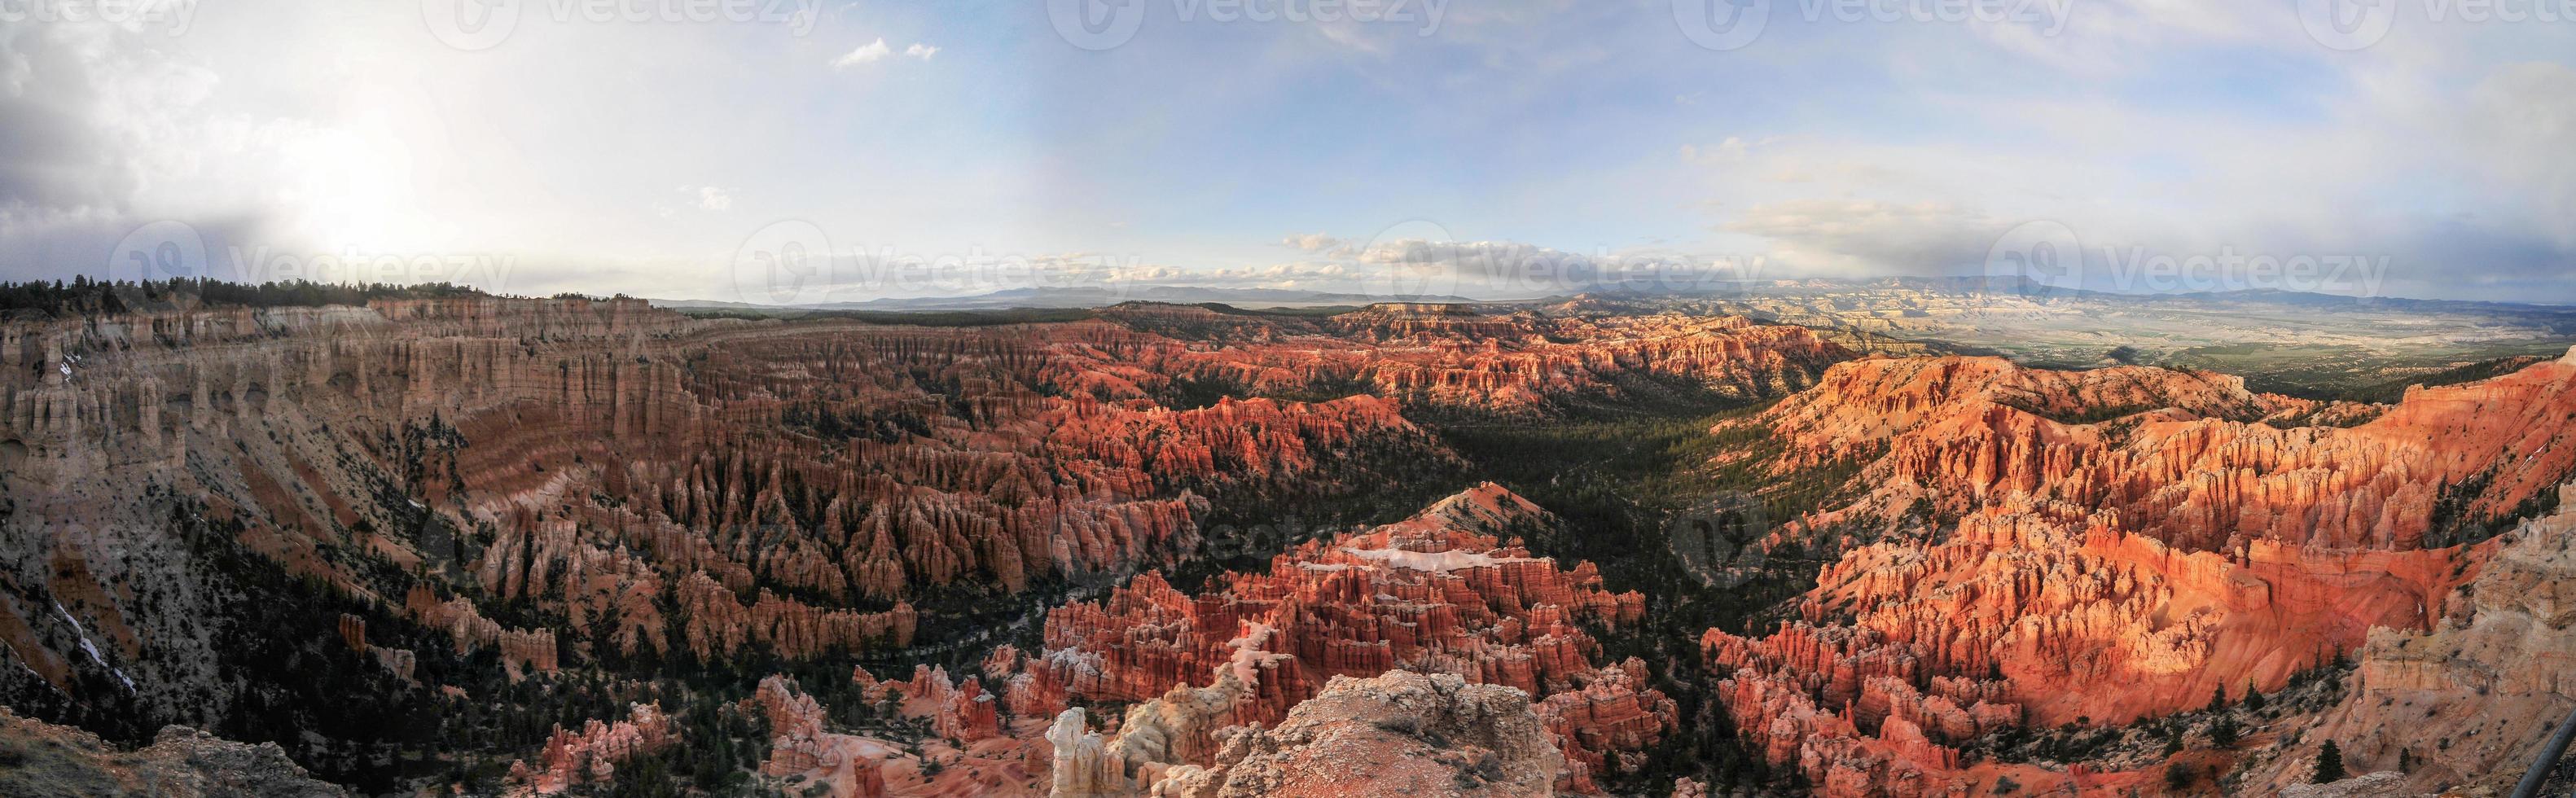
<box><xmin>656</xmin><ymin>277</ymin><xmax>2576</xmax><ymax>316</ymax></box>
<box><xmin>652</xmin><ymin>285</ymin><xmax>1476</xmax><ymax>312</ymax></box>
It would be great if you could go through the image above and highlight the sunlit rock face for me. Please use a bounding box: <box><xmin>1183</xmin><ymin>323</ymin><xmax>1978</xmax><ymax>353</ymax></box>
<box><xmin>2236</xmin><ymin>483</ymin><xmax>2576</xmax><ymax>795</ymax></box>
<box><xmin>1187</xmin><ymin>670</ymin><xmax>1568</xmax><ymax>798</ymax></box>
<box><xmin>1755</xmin><ymin>353</ymin><xmax>2576</xmax><ymax>550</ymax></box>
<box><xmin>1696</xmin><ymin>352</ymin><xmax>2576</xmax><ymax>796</ymax></box>
<box><xmin>1039</xmin><ymin>484</ymin><xmax>1673</xmax><ymax>795</ymax></box>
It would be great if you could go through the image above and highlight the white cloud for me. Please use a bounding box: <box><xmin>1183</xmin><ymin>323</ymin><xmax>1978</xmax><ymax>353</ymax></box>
<box><xmin>832</xmin><ymin>38</ymin><xmax>891</xmax><ymax>68</ymax></box>
<box><xmin>1721</xmin><ymin>200</ymin><xmax>2003</xmax><ymax>278</ymax></box>
<box><xmin>693</xmin><ymin>186</ymin><xmax>733</xmax><ymax>212</ymax></box>
<box><xmin>1279</xmin><ymin>232</ymin><xmax>1345</xmax><ymax>252</ymax></box>
<box><xmin>2463</xmin><ymin>62</ymin><xmax>2576</xmax><ymax>249</ymax></box>
<box><xmin>834</xmin><ymin>39</ymin><xmax>937</xmax><ymax>68</ymax></box>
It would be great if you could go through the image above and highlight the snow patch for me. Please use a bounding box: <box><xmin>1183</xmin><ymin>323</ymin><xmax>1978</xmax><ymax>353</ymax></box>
<box><xmin>1339</xmin><ymin>546</ymin><xmax>1536</xmax><ymax>572</ymax></box>
<box><xmin>52</xmin><ymin>603</ymin><xmax>119</xmax><ymax>687</ymax></box>
<box><xmin>1046</xmin><ymin>647</ymin><xmax>1106</xmax><ymax>677</ymax></box>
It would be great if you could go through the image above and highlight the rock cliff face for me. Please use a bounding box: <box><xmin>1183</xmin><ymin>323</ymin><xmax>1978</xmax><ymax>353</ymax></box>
<box><xmin>1697</xmin><ymin>353</ymin><xmax>2576</xmax><ymax>795</ymax></box>
<box><xmin>2240</xmin><ymin>483</ymin><xmax>2576</xmax><ymax>795</ymax></box>
<box><xmin>1148</xmin><ymin>670</ymin><xmax>1568</xmax><ymax>798</ymax></box>
<box><xmin>0</xmin><ymin>707</ymin><xmax>345</xmax><ymax>797</ymax></box>
<box><xmin>1038</xmin><ymin>484</ymin><xmax>1672</xmax><ymax>794</ymax></box>
<box><xmin>753</xmin><ymin>675</ymin><xmax>892</xmax><ymax>798</ymax></box>
<box><xmin>1753</xmin><ymin>354</ymin><xmax>2576</xmax><ymax>550</ymax></box>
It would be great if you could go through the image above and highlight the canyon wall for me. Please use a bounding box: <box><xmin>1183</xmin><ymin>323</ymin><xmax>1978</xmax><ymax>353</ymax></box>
<box><xmin>1700</xmin><ymin>352</ymin><xmax>2576</xmax><ymax>795</ymax></box>
<box><xmin>0</xmin><ymin>296</ymin><xmax>1847</xmax><ymax>791</ymax></box>
<box><xmin>2242</xmin><ymin>483</ymin><xmax>2576</xmax><ymax>794</ymax></box>
<box><xmin>0</xmin><ymin>299</ymin><xmax>1468</xmax><ymax>721</ymax></box>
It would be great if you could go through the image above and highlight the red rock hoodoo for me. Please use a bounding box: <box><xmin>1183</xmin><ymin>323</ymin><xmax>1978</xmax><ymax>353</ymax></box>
<box><xmin>1038</xmin><ymin>483</ymin><xmax>1675</xmax><ymax>794</ymax></box>
<box><xmin>1696</xmin><ymin>353</ymin><xmax>2576</xmax><ymax>795</ymax></box>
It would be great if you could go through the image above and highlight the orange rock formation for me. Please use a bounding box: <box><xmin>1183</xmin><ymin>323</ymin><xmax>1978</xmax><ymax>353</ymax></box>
<box><xmin>1038</xmin><ymin>484</ymin><xmax>1673</xmax><ymax>794</ymax></box>
<box><xmin>1697</xmin><ymin>353</ymin><xmax>2576</xmax><ymax>795</ymax></box>
<box><xmin>505</xmin><ymin>702</ymin><xmax>675</xmax><ymax>795</ymax></box>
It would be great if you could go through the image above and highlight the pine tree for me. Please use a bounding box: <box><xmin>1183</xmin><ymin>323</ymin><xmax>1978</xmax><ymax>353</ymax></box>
<box><xmin>2166</xmin><ymin>764</ymin><xmax>2196</xmax><ymax>791</ymax></box>
<box><xmin>2207</xmin><ymin>685</ymin><xmax>2227</xmax><ymax>713</ymax></box>
<box><xmin>2314</xmin><ymin>739</ymin><xmax>2346</xmax><ymax>783</ymax></box>
<box><xmin>2244</xmin><ymin>681</ymin><xmax>2266</xmax><ymax>711</ymax></box>
<box><xmin>2210</xmin><ymin>716</ymin><xmax>2240</xmax><ymax>748</ymax></box>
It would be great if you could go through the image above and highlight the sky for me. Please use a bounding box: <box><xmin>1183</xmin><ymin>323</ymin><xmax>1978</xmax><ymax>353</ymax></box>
<box><xmin>1</xmin><ymin>0</ymin><xmax>2572</xmax><ymax>304</ymax></box>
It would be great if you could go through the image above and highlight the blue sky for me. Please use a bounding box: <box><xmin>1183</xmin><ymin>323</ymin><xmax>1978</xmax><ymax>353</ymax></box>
<box><xmin>2</xmin><ymin>0</ymin><xmax>2572</xmax><ymax>303</ymax></box>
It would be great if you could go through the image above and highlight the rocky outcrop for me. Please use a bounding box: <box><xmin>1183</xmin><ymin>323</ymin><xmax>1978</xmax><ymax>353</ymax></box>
<box><xmin>1537</xmin><ymin>660</ymin><xmax>1679</xmax><ymax>783</ymax></box>
<box><xmin>0</xmin><ymin>707</ymin><xmax>346</xmax><ymax>797</ymax></box>
<box><xmin>2279</xmin><ymin>771</ymin><xmax>2411</xmax><ymax>798</ymax></box>
<box><xmin>2240</xmin><ymin>484</ymin><xmax>2576</xmax><ymax>795</ymax></box>
<box><xmin>985</xmin><ymin>645</ymin><xmax>1071</xmax><ymax>720</ymax></box>
<box><xmin>506</xmin><ymin>702</ymin><xmax>675</xmax><ymax>795</ymax></box>
<box><xmin>895</xmin><ymin>664</ymin><xmax>1001</xmax><ymax>743</ymax></box>
<box><xmin>402</xmin><ymin>584</ymin><xmax>560</xmax><ymax>677</ymax></box>
<box><xmin>752</xmin><ymin>675</ymin><xmax>891</xmax><ymax>798</ymax></box>
<box><xmin>1159</xmin><ymin>670</ymin><xmax>1568</xmax><ymax>797</ymax></box>
<box><xmin>1039</xmin><ymin>484</ymin><xmax>1668</xmax><ymax>793</ymax></box>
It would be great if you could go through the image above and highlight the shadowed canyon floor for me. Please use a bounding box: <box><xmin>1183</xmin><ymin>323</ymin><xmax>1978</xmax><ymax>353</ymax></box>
<box><xmin>4</xmin><ymin>292</ymin><xmax>2575</xmax><ymax>796</ymax></box>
